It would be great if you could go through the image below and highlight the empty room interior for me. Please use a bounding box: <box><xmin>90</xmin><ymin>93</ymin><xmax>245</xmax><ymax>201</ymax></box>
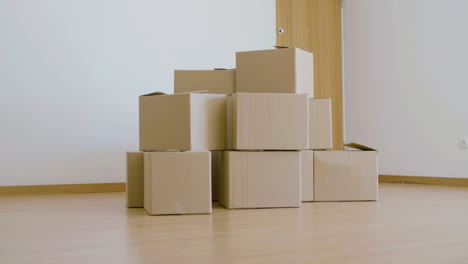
<box><xmin>1</xmin><ymin>0</ymin><xmax>468</xmax><ymax>263</ymax></box>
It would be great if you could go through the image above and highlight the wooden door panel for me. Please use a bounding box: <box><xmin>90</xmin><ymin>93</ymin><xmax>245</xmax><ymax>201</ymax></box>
<box><xmin>276</xmin><ymin>0</ymin><xmax>343</xmax><ymax>150</ymax></box>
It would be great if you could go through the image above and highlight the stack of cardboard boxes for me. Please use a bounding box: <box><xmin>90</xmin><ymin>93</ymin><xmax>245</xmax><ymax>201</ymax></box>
<box><xmin>126</xmin><ymin>47</ymin><xmax>378</xmax><ymax>216</ymax></box>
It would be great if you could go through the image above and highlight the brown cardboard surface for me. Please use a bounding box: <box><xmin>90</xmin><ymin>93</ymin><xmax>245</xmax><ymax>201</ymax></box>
<box><xmin>236</xmin><ymin>47</ymin><xmax>313</xmax><ymax>95</ymax></box>
<box><xmin>144</xmin><ymin>151</ymin><xmax>212</xmax><ymax>215</ymax></box>
<box><xmin>227</xmin><ymin>93</ymin><xmax>309</xmax><ymax>150</ymax></box>
<box><xmin>126</xmin><ymin>152</ymin><xmax>143</xmax><ymax>208</ymax></box>
<box><xmin>211</xmin><ymin>151</ymin><xmax>222</xmax><ymax>202</ymax></box>
<box><xmin>174</xmin><ymin>70</ymin><xmax>235</xmax><ymax>94</ymax></box>
<box><xmin>139</xmin><ymin>93</ymin><xmax>227</xmax><ymax>151</ymax></box>
<box><xmin>300</xmin><ymin>150</ymin><xmax>314</xmax><ymax>202</ymax></box>
<box><xmin>309</xmin><ymin>99</ymin><xmax>333</xmax><ymax>150</ymax></box>
<box><xmin>314</xmin><ymin>148</ymin><xmax>378</xmax><ymax>201</ymax></box>
<box><xmin>219</xmin><ymin>151</ymin><xmax>301</xmax><ymax>209</ymax></box>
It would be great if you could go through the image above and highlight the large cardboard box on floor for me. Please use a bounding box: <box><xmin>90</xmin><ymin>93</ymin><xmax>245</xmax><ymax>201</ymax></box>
<box><xmin>236</xmin><ymin>47</ymin><xmax>313</xmax><ymax>95</ymax></box>
<box><xmin>139</xmin><ymin>92</ymin><xmax>227</xmax><ymax>151</ymax></box>
<box><xmin>314</xmin><ymin>143</ymin><xmax>378</xmax><ymax>201</ymax></box>
<box><xmin>227</xmin><ymin>93</ymin><xmax>309</xmax><ymax>150</ymax></box>
<box><xmin>126</xmin><ymin>152</ymin><xmax>144</xmax><ymax>208</ymax></box>
<box><xmin>174</xmin><ymin>69</ymin><xmax>235</xmax><ymax>94</ymax></box>
<box><xmin>309</xmin><ymin>98</ymin><xmax>333</xmax><ymax>150</ymax></box>
<box><xmin>144</xmin><ymin>151</ymin><xmax>212</xmax><ymax>215</ymax></box>
<box><xmin>219</xmin><ymin>151</ymin><xmax>301</xmax><ymax>209</ymax></box>
<box><xmin>300</xmin><ymin>150</ymin><xmax>314</xmax><ymax>202</ymax></box>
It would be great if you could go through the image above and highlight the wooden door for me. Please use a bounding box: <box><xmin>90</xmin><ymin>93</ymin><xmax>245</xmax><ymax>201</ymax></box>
<box><xmin>277</xmin><ymin>0</ymin><xmax>343</xmax><ymax>150</ymax></box>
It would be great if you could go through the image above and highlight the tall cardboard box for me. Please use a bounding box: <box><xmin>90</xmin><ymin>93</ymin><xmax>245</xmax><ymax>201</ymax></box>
<box><xmin>211</xmin><ymin>151</ymin><xmax>222</xmax><ymax>202</ymax></box>
<box><xmin>300</xmin><ymin>150</ymin><xmax>314</xmax><ymax>202</ymax></box>
<box><xmin>309</xmin><ymin>98</ymin><xmax>333</xmax><ymax>149</ymax></box>
<box><xmin>139</xmin><ymin>92</ymin><xmax>227</xmax><ymax>151</ymax></box>
<box><xmin>219</xmin><ymin>151</ymin><xmax>301</xmax><ymax>209</ymax></box>
<box><xmin>174</xmin><ymin>69</ymin><xmax>235</xmax><ymax>94</ymax></box>
<box><xmin>236</xmin><ymin>47</ymin><xmax>313</xmax><ymax>95</ymax></box>
<box><xmin>126</xmin><ymin>152</ymin><xmax>144</xmax><ymax>208</ymax></box>
<box><xmin>144</xmin><ymin>151</ymin><xmax>212</xmax><ymax>215</ymax></box>
<box><xmin>227</xmin><ymin>93</ymin><xmax>309</xmax><ymax>150</ymax></box>
<box><xmin>314</xmin><ymin>143</ymin><xmax>378</xmax><ymax>201</ymax></box>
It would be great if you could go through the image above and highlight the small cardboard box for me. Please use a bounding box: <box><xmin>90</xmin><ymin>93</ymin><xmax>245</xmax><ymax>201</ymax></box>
<box><xmin>227</xmin><ymin>93</ymin><xmax>309</xmax><ymax>150</ymax></box>
<box><xmin>139</xmin><ymin>92</ymin><xmax>227</xmax><ymax>151</ymax></box>
<box><xmin>236</xmin><ymin>47</ymin><xmax>313</xmax><ymax>95</ymax></box>
<box><xmin>211</xmin><ymin>151</ymin><xmax>222</xmax><ymax>202</ymax></box>
<box><xmin>174</xmin><ymin>69</ymin><xmax>235</xmax><ymax>94</ymax></box>
<box><xmin>300</xmin><ymin>150</ymin><xmax>314</xmax><ymax>202</ymax></box>
<box><xmin>314</xmin><ymin>143</ymin><xmax>378</xmax><ymax>201</ymax></box>
<box><xmin>144</xmin><ymin>151</ymin><xmax>212</xmax><ymax>215</ymax></box>
<box><xmin>219</xmin><ymin>151</ymin><xmax>301</xmax><ymax>209</ymax></box>
<box><xmin>309</xmin><ymin>98</ymin><xmax>333</xmax><ymax>150</ymax></box>
<box><xmin>126</xmin><ymin>152</ymin><xmax>144</xmax><ymax>208</ymax></box>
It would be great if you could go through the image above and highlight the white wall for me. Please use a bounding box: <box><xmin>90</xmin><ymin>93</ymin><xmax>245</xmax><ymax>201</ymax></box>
<box><xmin>343</xmin><ymin>0</ymin><xmax>468</xmax><ymax>178</ymax></box>
<box><xmin>0</xmin><ymin>0</ymin><xmax>275</xmax><ymax>186</ymax></box>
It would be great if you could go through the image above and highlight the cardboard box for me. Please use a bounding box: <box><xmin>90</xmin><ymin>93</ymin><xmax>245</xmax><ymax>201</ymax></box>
<box><xmin>309</xmin><ymin>98</ymin><xmax>333</xmax><ymax>149</ymax></box>
<box><xmin>219</xmin><ymin>151</ymin><xmax>301</xmax><ymax>209</ymax></box>
<box><xmin>300</xmin><ymin>150</ymin><xmax>314</xmax><ymax>202</ymax></box>
<box><xmin>236</xmin><ymin>47</ymin><xmax>313</xmax><ymax>95</ymax></box>
<box><xmin>314</xmin><ymin>143</ymin><xmax>378</xmax><ymax>201</ymax></box>
<box><xmin>211</xmin><ymin>151</ymin><xmax>222</xmax><ymax>202</ymax></box>
<box><xmin>227</xmin><ymin>93</ymin><xmax>309</xmax><ymax>150</ymax></box>
<box><xmin>174</xmin><ymin>69</ymin><xmax>235</xmax><ymax>94</ymax></box>
<box><xmin>139</xmin><ymin>92</ymin><xmax>227</xmax><ymax>151</ymax></box>
<box><xmin>144</xmin><ymin>151</ymin><xmax>212</xmax><ymax>215</ymax></box>
<box><xmin>126</xmin><ymin>152</ymin><xmax>144</xmax><ymax>208</ymax></box>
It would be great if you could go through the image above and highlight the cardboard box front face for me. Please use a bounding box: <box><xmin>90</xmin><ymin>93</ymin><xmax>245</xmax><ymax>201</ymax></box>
<box><xmin>219</xmin><ymin>151</ymin><xmax>301</xmax><ymax>209</ymax></box>
<box><xmin>314</xmin><ymin>151</ymin><xmax>378</xmax><ymax>201</ymax></box>
<box><xmin>300</xmin><ymin>150</ymin><xmax>314</xmax><ymax>202</ymax></box>
<box><xmin>227</xmin><ymin>93</ymin><xmax>309</xmax><ymax>150</ymax></box>
<box><xmin>309</xmin><ymin>99</ymin><xmax>333</xmax><ymax>150</ymax></box>
<box><xmin>126</xmin><ymin>152</ymin><xmax>144</xmax><ymax>208</ymax></box>
<box><xmin>144</xmin><ymin>151</ymin><xmax>212</xmax><ymax>215</ymax></box>
<box><xmin>139</xmin><ymin>93</ymin><xmax>227</xmax><ymax>151</ymax></box>
<box><xmin>174</xmin><ymin>70</ymin><xmax>235</xmax><ymax>94</ymax></box>
<box><xmin>236</xmin><ymin>48</ymin><xmax>313</xmax><ymax>95</ymax></box>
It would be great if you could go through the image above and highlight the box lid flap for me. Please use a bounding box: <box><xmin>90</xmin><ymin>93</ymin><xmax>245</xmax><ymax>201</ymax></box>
<box><xmin>344</xmin><ymin>143</ymin><xmax>377</xmax><ymax>151</ymax></box>
<box><xmin>274</xmin><ymin>45</ymin><xmax>312</xmax><ymax>53</ymax></box>
<box><xmin>274</xmin><ymin>45</ymin><xmax>291</xmax><ymax>49</ymax></box>
<box><xmin>141</xmin><ymin>91</ymin><xmax>211</xmax><ymax>97</ymax></box>
<box><xmin>140</xmin><ymin>91</ymin><xmax>167</xmax><ymax>97</ymax></box>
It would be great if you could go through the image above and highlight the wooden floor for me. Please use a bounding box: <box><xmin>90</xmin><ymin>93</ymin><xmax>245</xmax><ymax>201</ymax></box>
<box><xmin>1</xmin><ymin>183</ymin><xmax>468</xmax><ymax>263</ymax></box>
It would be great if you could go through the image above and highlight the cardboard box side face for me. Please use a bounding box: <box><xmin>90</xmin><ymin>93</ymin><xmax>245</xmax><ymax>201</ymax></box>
<box><xmin>226</xmin><ymin>94</ymin><xmax>237</xmax><ymax>149</ymax></box>
<box><xmin>218</xmin><ymin>151</ymin><xmax>231</xmax><ymax>208</ymax></box>
<box><xmin>236</xmin><ymin>48</ymin><xmax>296</xmax><ymax>93</ymax></box>
<box><xmin>211</xmin><ymin>151</ymin><xmax>222</xmax><ymax>201</ymax></box>
<box><xmin>147</xmin><ymin>152</ymin><xmax>211</xmax><ymax>215</ymax></box>
<box><xmin>139</xmin><ymin>94</ymin><xmax>191</xmax><ymax>151</ymax></box>
<box><xmin>143</xmin><ymin>152</ymin><xmax>151</xmax><ymax>213</ymax></box>
<box><xmin>309</xmin><ymin>99</ymin><xmax>333</xmax><ymax>149</ymax></box>
<box><xmin>314</xmin><ymin>151</ymin><xmax>378</xmax><ymax>201</ymax></box>
<box><xmin>174</xmin><ymin>70</ymin><xmax>236</xmax><ymax>94</ymax></box>
<box><xmin>226</xmin><ymin>151</ymin><xmax>244</xmax><ymax>208</ymax></box>
<box><xmin>294</xmin><ymin>48</ymin><xmax>314</xmax><ymax>95</ymax></box>
<box><xmin>126</xmin><ymin>152</ymin><xmax>144</xmax><ymax>208</ymax></box>
<box><xmin>300</xmin><ymin>150</ymin><xmax>314</xmax><ymax>202</ymax></box>
<box><xmin>190</xmin><ymin>94</ymin><xmax>227</xmax><ymax>150</ymax></box>
<box><xmin>222</xmin><ymin>151</ymin><xmax>301</xmax><ymax>209</ymax></box>
<box><xmin>234</xmin><ymin>93</ymin><xmax>309</xmax><ymax>150</ymax></box>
